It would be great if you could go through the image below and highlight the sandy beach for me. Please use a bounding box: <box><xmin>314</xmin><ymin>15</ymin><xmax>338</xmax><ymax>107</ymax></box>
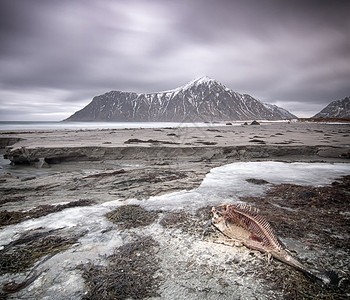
<box><xmin>0</xmin><ymin>121</ymin><xmax>350</xmax><ymax>299</ymax></box>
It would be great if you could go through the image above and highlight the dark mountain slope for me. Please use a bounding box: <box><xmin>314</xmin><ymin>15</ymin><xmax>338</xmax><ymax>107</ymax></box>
<box><xmin>65</xmin><ymin>77</ymin><xmax>297</xmax><ymax>122</ymax></box>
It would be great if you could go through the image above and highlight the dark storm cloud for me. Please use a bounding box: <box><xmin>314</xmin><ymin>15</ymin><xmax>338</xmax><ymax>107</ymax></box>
<box><xmin>0</xmin><ymin>0</ymin><xmax>349</xmax><ymax>120</ymax></box>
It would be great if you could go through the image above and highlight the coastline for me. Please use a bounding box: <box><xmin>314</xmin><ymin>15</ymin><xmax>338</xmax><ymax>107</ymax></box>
<box><xmin>1</xmin><ymin>121</ymin><xmax>349</xmax><ymax>211</ymax></box>
<box><xmin>1</xmin><ymin>122</ymin><xmax>350</xmax><ymax>165</ymax></box>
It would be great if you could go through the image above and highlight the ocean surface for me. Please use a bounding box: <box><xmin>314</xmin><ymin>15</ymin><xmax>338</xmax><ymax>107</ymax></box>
<box><xmin>0</xmin><ymin>121</ymin><xmax>232</xmax><ymax>131</ymax></box>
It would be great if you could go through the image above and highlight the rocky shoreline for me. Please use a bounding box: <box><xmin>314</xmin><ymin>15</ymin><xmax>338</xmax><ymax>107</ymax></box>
<box><xmin>0</xmin><ymin>122</ymin><xmax>349</xmax><ymax>299</ymax></box>
<box><xmin>1</xmin><ymin>122</ymin><xmax>350</xmax><ymax>165</ymax></box>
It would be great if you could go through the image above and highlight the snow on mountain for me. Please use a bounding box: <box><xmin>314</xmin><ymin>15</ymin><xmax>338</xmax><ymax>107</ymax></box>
<box><xmin>263</xmin><ymin>103</ymin><xmax>296</xmax><ymax>119</ymax></box>
<box><xmin>65</xmin><ymin>77</ymin><xmax>297</xmax><ymax>122</ymax></box>
<box><xmin>160</xmin><ymin>76</ymin><xmax>220</xmax><ymax>93</ymax></box>
<box><xmin>313</xmin><ymin>96</ymin><xmax>350</xmax><ymax>118</ymax></box>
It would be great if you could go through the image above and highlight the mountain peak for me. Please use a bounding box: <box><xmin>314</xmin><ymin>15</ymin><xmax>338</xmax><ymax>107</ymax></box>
<box><xmin>313</xmin><ymin>96</ymin><xmax>350</xmax><ymax>118</ymax></box>
<box><xmin>192</xmin><ymin>76</ymin><xmax>216</xmax><ymax>84</ymax></box>
<box><xmin>187</xmin><ymin>76</ymin><xmax>224</xmax><ymax>88</ymax></box>
<box><xmin>162</xmin><ymin>76</ymin><xmax>219</xmax><ymax>94</ymax></box>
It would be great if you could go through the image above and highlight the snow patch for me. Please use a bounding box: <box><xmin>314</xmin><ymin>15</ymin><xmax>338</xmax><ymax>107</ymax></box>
<box><xmin>159</xmin><ymin>76</ymin><xmax>218</xmax><ymax>94</ymax></box>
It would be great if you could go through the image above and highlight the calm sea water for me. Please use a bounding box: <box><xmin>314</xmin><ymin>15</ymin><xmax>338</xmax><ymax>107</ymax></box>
<box><xmin>0</xmin><ymin>121</ymin><xmax>231</xmax><ymax>131</ymax></box>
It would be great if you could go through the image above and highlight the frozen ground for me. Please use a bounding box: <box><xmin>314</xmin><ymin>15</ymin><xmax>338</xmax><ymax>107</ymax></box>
<box><xmin>1</xmin><ymin>161</ymin><xmax>349</xmax><ymax>299</ymax></box>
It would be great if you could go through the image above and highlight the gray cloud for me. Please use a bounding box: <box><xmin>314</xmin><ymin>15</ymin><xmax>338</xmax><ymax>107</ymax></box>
<box><xmin>0</xmin><ymin>0</ymin><xmax>349</xmax><ymax>120</ymax></box>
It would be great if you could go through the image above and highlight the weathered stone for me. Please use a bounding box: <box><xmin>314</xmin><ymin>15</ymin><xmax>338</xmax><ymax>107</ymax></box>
<box><xmin>317</xmin><ymin>147</ymin><xmax>350</xmax><ymax>158</ymax></box>
<box><xmin>33</xmin><ymin>158</ymin><xmax>50</xmax><ymax>169</ymax></box>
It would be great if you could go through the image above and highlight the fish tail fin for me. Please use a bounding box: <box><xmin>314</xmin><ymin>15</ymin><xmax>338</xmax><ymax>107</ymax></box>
<box><xmin>309</xmin><ymin>270</ymin><xmax>340</xmax><ymax>287</ymax></box>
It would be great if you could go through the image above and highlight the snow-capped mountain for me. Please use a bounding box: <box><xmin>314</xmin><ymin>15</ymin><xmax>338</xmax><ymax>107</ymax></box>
<box><xmin>313</xmin><ymin>96</ymin><xmax>350</xmax><ymax>118</ymax></box>
<box><xmin>65</xmin><ymin>77</ymin><xmax>297</xmax><ymax>122</ymax></box>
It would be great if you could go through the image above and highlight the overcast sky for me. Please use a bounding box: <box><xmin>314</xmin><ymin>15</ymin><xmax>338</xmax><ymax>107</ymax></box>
<box><xmin>0</xmin><ymin>0</ymin><xmax>349</xmax><ymax>121</ymax></box>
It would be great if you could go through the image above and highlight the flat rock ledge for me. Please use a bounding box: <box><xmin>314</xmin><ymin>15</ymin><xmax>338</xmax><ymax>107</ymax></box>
<box><xmin>2</xmin><ymin>122</ymin><xmax>350</xmax><ymax>165</ymax></box>
<box><xmin>3</xmin><ymin>144</ymin><xmax>350</xmax><ymax>166</ymax></box>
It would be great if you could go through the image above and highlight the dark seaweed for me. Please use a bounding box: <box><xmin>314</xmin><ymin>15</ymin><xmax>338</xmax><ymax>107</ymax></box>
<box><xmin>81</xmin><ymin>236</ymin><xmax>160</xmax><ymax>300</ymax></box>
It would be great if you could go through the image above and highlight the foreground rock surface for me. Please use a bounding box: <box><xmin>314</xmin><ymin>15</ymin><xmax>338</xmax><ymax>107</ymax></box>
<box><xmin>0</xmin><ymin>122</ymin><xmax>349</xmax><ymax>299</ymax></box>
<box><xmin>0</xmin><ymin>171</ymin><xmax>349</xmax><ymax>299</ymax></box>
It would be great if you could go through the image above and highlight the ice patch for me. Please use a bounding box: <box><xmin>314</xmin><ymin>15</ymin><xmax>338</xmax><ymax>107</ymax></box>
<box><xmin>0</xmin><ymin>205</ymin><xmax>114</xmax><ymax>248</ymax></box>
<box><xmin>0</xmin><ymin>203</ymin><xmax>126</xmax><ymax>299</ymax></box>
<box><xmin>131</xmin><ymin>162</ymin><xmax>350</xmax><ymax>212</ymax></box>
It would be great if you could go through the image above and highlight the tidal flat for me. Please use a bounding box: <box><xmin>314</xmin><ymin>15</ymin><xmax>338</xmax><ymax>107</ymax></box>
<box><xmin>0</xmin><ymin>122</ymin><xmax>349</xmax><ymax>299</ymax></box>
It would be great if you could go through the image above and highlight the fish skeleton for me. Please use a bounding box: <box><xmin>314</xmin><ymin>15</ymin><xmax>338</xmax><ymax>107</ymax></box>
<box><xmin>211</xmin><ymin>203</ymin><xmax>336</xmax><ymax>286</ymax></box>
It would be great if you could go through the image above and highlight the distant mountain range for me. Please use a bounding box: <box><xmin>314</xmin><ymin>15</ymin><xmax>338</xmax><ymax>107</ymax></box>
<box><xmin>65</xmin><ymin>77</ymin><xmax>297</xmax><ymax>122</ymax></box>
<box><xmin>313</xmin><ymin>96</ymin><xmax>350</xmax><ymax>119</ymax></box>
